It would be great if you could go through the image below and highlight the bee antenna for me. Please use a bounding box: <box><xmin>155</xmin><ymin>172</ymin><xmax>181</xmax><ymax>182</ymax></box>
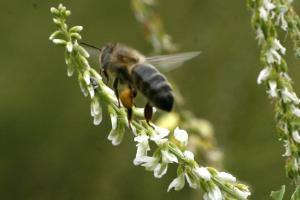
<box><xmin>80</xmin><ymin>42</ymin><xmax>102</xmax><ymax>51</ymax></box>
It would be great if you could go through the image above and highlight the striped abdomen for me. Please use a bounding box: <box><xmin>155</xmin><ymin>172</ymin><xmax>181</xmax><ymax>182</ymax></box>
<box><xmin>132</xmin><ymin>63</ymin><xmax>174</xmax><ymax>111</ymax></box>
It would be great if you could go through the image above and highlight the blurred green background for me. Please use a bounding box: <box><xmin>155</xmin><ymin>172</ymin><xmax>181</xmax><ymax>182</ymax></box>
<box><xmin>1</xmin><ymin>0</ymin><xmax>300</xmax><ymax>199</ymax></box>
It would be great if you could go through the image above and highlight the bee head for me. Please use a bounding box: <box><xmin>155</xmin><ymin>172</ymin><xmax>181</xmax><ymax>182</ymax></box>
<box><xmin>100</xmin><ymin>43</ymin><xmax>116</xmax><ymax>71</ymax></box>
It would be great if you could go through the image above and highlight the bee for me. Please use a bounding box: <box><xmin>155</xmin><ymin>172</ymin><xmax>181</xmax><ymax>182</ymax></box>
<box><xmin>82</xmin><ymin>42</ymin><xmax>200</xmax><ymax>127</ymax></box>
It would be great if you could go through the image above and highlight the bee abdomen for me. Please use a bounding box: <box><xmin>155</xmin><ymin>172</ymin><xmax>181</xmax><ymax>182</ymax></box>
<box><xmin>132</xmin><ymin>64</ymin><xmax>174</xmax><ymax>112</ymax></box>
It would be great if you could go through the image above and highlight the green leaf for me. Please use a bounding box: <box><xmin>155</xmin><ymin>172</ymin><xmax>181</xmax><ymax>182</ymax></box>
<box><xmin>270</xmin><ymin>185</ymin><xmax>285</xmax><ymax>200</ymax></box>
<box><xmin>291</xmin><ymin>186</ymin><xmax>300</xmax><ymax>200</ymax></box>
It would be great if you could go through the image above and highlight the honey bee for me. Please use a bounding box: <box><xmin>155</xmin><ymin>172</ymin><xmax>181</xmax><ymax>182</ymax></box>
<box><xmin>82</xmin><ymin>42</ymin><xmax>200</xmax><ymax>126</ymax></box>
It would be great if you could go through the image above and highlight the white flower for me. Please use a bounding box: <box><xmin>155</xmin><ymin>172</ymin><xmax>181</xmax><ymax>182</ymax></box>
<box><xmin>91</xmin><ymin>97</ymin><xmax>102</xmax><ymax>125</ymax></box>
<box><xmin>174</xmin><ymin>127</ymin><xmax>188</xmax><ymax>146</ymax></box>
<box><xmin>280</xmin><ymin>72</ymin><xmax>292</xmax><ymax>82</ymax></box>
<box><xmin>217</xmin><ymin>172</ymin><xmax>236</xmax><ymax>182</ymax></box>
<box><xmin>154</xmin><ymin>125</ymin><xmax>170</xmax><ymax>138</ymax></box>
<box><xmin>203</xmin><ymin>186</ymin><xmax>222</xmax><ymax>200</ymax></box>
<box><xmin>258</xmin><ymin>0</ymin><xmax>275</xmax><ymax>21</ymax></box>
<box><xmin>283</xmin><ymin>140</ymin><xmax>291</xmax><ymax>156</ymax></box>
<box><xmin>167</xmin><ymin>173</ymin><xmax>185</xmax><ymax>191</ymax></box>
<box><xmin>266</xmin><ymin>39</ymin><xmax>286</xmax><ymax>64</ymax></box>
<box><xmin>107</xmin><ymin>111</ymin><xmax>125</xmax><ymax>146</ymax></box>
<box><xmin>194</xmin><ymin>167</ymin><xmax>211</xmax><ymax>181</ymax></box>
<box><xmin>292</xmin><ymin>130</ymin><xmax>300</xmax><ymax>143</ymax></box>
<box><xmin>233</xmin><ymin>187</ymin><xmax>251</xmax><ymax>199</ymax></box>
<box><xmin>259</xmin><ymin>7</ymin><xmax>268</xmax><ymax>21</ymax></box>
<box><xmin>83</xmin><ymin>70</ymin><xmax>91</xmax><ymax>85</ymax></box>
<box><xmin>79</xmin><ymin>77</ymin><xmax>89</xmax><ymax>97</ymax></box>
<box><xmin>140</xmin><ymin>156</ymin><xmax>160</xmax><ymax>171</ymax></box>
<box><xmin>291</xmin><ymin>105</ymin><xmax>300</xmax><ymax>117</ymax></box>
<box><xmin>263</xmin><ymin>0</ymin><xmax>275</xmax><ymax>11</ymax></box>
<box><xmin>67</xmin><ymin>64</ymin><xmax>75</xmax><ymax>77</ymax></box>
<box><xmin>255</xmin><ymin>27</ymin><xmax>265</xmax><ymax>44</ymax></box>
<box><xmin>266</xmin><ymin>49</ymin><xmax>281</xmax><ymax>64</ymax></box>
<box><xmin>281</xmin><ymin>87</ymin><xmax>300</xmax><ymax>104</ymax></box>
<box><xmin>257</xmin><ymin>67</ymin><xmax>271</xmax><ymax>84</ymax></box>
<box><xmin>150</xmin><ymin>125</ymin><xmax>169</xmax><ymax>144</ymax></box>
<box><xmin>273</xmin><ymin>39</ymin><xmax>286</xmax><ymax>55</ymax></box>
<box><xmin>183</xmin><ymin>150</ymin><xmax>195</xmax><ymax>160</ymax></box>
<box><xmin>267</xmin><ymin>81</ymin><xmax>277</xmax><ymax>98</ymax></box>
<box><xmin>161</xmin><ymin>149</ymin><xmax>178</xmax><ymax>163</ymax></box>
<box><xmin>184</xmin><ymin>173</ymin><xmax>198</xmax><ymax>189</ymax></box>
<box><xmin>108</xmin><ymin>128</ymin><xmax>124</xmax><ymax>146</ymax></box>
<box><xmin>154</xmin><ymin>163</ymin><xmax>168</xmax><ymax>178</ymax></box>
<box><xmin>66</xmin><ymin>42</ymin><xmax>73</xmax><ymax>52</ymax></box>
<box><xmin>87</xmin><ymin>85</ymin><xmax>95</xmax><ymax>98</ymax></box>
<box><xmin>52</xmin><ymin>38</ymin><xmax>66</xmax><ymax>45</ymax></box>
<box><xmin>109</xmin><ymin>111</ymin><xmax>117</xmax><ymax>130</ymax></box>
<box><xmin>276</xmin><ymin>6</ymin><xmax>288</xmax><ymax>31</ymax></box>
<box><xmin>133</xmin><ymin>135</ymin><xmax>150</xmax><ymax>165</ymax></box>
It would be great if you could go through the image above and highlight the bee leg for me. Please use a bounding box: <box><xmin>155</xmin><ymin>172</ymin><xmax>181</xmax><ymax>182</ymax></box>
<box><xmin>113</xmin><ymin>77</ymin><xmax>120</xmax><ymax>107</ymax></box>
<box><xmin>127</xmin><ymin>107</ymin><xmax>133</xmax><ymax>130</ymax></box>
<box><xmin>132</xmin><ymin>89</ymin><xmax>137</xmax><ymax>98</ymax></box>
<box><xmin>102</xmin><ymin>69</ymin><xmax>109</xmax><ymax>84</ymax></box>
<box><xmin>144</xmin><ymin>102</ymin><xmax>154</xmax><ymax>128</ymax></box>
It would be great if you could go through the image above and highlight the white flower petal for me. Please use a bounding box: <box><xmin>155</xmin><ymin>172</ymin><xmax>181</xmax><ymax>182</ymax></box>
<box><xmin>87</xmin><ymin>85</ymin><xmax>95</xmax><ymax>98</ymax></box>
<box><xmin>273</xmin><ymin>39</ymin><xmax>286</xmax><ymax>55</ymax></box>
<box><xmin>185</xmin><ymin>173</ymin><xmax>198</xmax><ymax>189</ymax></box>
<box><xmin>281</xmin><ymin>88</ymin><xmax>300</xmax><ymax>104</ymax></box>
<box><xmin>257</xmin><ymin>67</ymin><xmax>271</xmax><ymax>84</ymax></box>
<box><xmin>93</xmin><ymin>112</ymin><xmax>102</xmax><ymax>125</ymax></box>
<box><xmin>67</xmin><ymin>65</ymin><xmax>75</xmax><ymax>77</ymax></box>
<box><xmin>280</xmin><ymin>72</ymin><xmax>292</xmax><ymax>82</ymax></box>
<box><xmin>256</xmin><ymin>27</ymin><xmax>265</xmax><ymax>44</ymax></box>
<box><xmin>52</xmin><ymin>39</ymin><xmax>66</xmax><ymax>45</ymax></box>
<box><xmin>267</xmin><ymin>81</ymin><xmax>277</xmax><ymax>98</ymax></box>
<box><xmin>83</xmin><ymin>71</ymin><xmax>91</xmax><ymax>85</ymax></box>
<box><xmin>183</xmin><ymin>150</ymin><xmax>195</xmax><ymax>160</ymax></box>
<box><xmin>140</xmin><ymin>156</ymin><xmax>160</xmax><ymax>171</ymax></box>
<box><xmin>108</xmin><ymin>129</ymin><xmax>124</xmax><ymax>146</ymax></box>
<box><xmin>292</xmin><ymin>130</ymin><xmax>300</xmax><ymax>143</ymax></box>
<box><xmin>110</xmin><ymin>113</ymin><xmax>117</xmax><ymax>130</ymax></box>
<box><xmin>217</xmin><ymin>172</ymin><xmax>236</xmax><ymax>182</ymax></box>
<box><xmin>154</xmin><ymin>163</ymin><xmax>168</xmax><ymax>178</ymax></box>
<box><xmin>233</xmin><ymin>187</ymin><xmax>251</xmax><ymax>199</ymax></box>
<box><xmin>161</xmin><ymin>149</ymin><xmax>178</xmax><ymax>163</ymax></box>
<box><xmin>194</xmin><ymin>167</ymin><xmax>211</xmax><ymax>181</ymax></box>
<box><xmin>66</xmin><ymin>42</ymin><xmax>73</xmax><ymax>52</ymax></box>
<box><xmin>283</xmin><ymin>140</ymin><xmax>291</xmax><ymax>156</ymax></box>
<box><xmin>259</xmin><ymin>7</ymin><xmax>268</xmax><ymax>21</ymax></box>
<box><xmin>133</xmin><ymin>135</ymin><xmax>150</xmax><ymax>165</ymax></box>
<box><xmin>154</xmin><ymin>125</ymin><xmax>170</xmax><ymax>138</ymax></box>
<box><xmin>263</xmin><ymin>0</ymin><xmax>275</xmax><ymax>11</ymax></box>
<box><xmin>167</xmin><ymin>174</ymin><xmax>185</xmax><ymax>192</ymax></box>
<box><xmin>91</xmin><ymin>98</ymin><xmax>100</xmax><ymax>116</ymax></box>
<box><xmin>291</xmin><ymin>105</ymin><xmax>300</xmax><ymax>117</ymax></box>
<box><xmin>174</xmin><ymin>127</ymin><xmax>188</xmax><ymax>146</ymax></box>
<box><xmin>134</xmin><ymin>135</ymin><xmax>149</xmax><ymax>143</ymax></box>
<box><xmin>203</xmin><ymin>186</ymin><xmax>222</xmax><ymax>200</ymax></box>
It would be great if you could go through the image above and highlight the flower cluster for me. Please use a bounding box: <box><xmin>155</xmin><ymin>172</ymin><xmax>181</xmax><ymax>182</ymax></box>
<box><xmin>131</xmin><ymin>0</ymin><xmax>177</xmax><ymax>53</ymax></box>
<box><xmin>248</xmin><ymin>0</ymin><xmax>300</xmax><ymax>182</ymax></box>
<box><xmin>50</xmin><ymin>4</ymin><xmax>250</xmax><ymax>199</ymax></box>
<box><xmin>156</xmin><ymin>112</ymin><xmax>223</xmax><ymax>168</ymax></box>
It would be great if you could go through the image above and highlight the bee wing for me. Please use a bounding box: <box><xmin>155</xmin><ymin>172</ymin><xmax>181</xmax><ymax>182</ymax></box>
<box><xmin>80</xmin><ymin>42</ymin><xmax>102</xmax><ymax>58</ymax></box>
<box><xmin>146</xmin><ymin>51</ymin><xmax>201</xmax><ymax>73</ymax></box>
